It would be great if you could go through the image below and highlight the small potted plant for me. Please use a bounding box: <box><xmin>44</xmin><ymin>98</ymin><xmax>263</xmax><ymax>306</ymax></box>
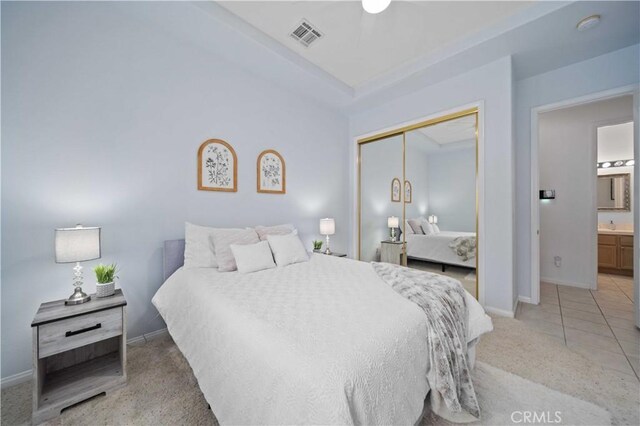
<box><xmin>313</xmin><ymin>240</ymin><xmax>323</xmax><ymax>252</ymax></box>
<box><xmin>94</xmin><ymin>263</ymin><xmax>118</xmax><ymax>298</ymax></box>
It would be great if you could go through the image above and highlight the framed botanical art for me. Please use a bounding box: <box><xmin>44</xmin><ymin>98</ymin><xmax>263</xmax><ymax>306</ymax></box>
<box><xmin>257</xmin><ymin>149</ymin><xmax>286</xmax><ymax>194</ymax></box>
<box><xmin>391</xmin><ymin>178</ymin><xmax>401</xmax><ymax>202</ymax></box>
<box><xmin>404</xmin><ymin>180</ymin><xmax>412</xmax><ymax>203</ymax></box>
<box><xmin>198</xmin><ymin>139</ymin><xmax>237</xmax><ymax>192</ymax></box>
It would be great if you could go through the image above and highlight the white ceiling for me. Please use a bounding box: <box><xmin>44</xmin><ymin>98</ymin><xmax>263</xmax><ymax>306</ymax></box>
<box><xmin>218</xmin><ymin>0</ymin><xmax>533</xmax><ymax>88</ymax></box>
<box><xmin>417</xmin><ymin>114</ymin><xmax>476</xmax><ymax>145</ymax></box>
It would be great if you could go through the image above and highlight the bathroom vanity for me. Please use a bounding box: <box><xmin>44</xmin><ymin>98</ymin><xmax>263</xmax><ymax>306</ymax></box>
<box><xmin>598</xmin><ymin>229</ymin><xmax>634</xmax><ymax>276</ymax></box>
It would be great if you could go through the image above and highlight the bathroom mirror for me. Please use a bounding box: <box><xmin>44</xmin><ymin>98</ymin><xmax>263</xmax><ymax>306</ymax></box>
<box><xmin>597</xmin><ymin>173</ymin><xmax>630</xmax><ymax>211</ymax></box>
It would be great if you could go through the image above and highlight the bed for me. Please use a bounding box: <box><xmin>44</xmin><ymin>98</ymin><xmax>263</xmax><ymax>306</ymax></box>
<box><xmin>406</xmin><ymin>231</ymin><xmax>476</xmax><ymax>270</ymax></box>
<box><xmin>153</xmin><ymin>239</ymin><xmax>492</xmax><ymax>425</ymax></box>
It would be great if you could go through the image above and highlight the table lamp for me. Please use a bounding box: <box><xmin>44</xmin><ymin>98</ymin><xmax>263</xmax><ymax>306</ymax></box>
<box><xmin>55</xmin><ymin>224</ymin><xmax>101</xmax><ymax>305</ymax></box>
<box><xmin>319</xmin><ymin>218</ymin><xmax>335</xmax><ymax>255</ymax></box>
<box><xmin>388</xmin><ymin>216</ymin><xmax>399</xmax><ymax>242</ymax></box>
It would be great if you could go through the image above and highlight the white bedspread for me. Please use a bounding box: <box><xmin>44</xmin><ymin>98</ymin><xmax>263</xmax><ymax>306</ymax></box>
<box><xmin>152</xmin><ymin>254</ymin><xmax>491</xmax><ymax>425</ymax></box>
<box><xmin>406</xmin><ymin>231</ymin><xmax>476</xmax><ymax>268</ymax></box>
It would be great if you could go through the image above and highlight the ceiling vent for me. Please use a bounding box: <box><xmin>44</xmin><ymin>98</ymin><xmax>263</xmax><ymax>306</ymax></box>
<box><xmin>289</xmin><ymin>20</ymin><xmax>323</xmax><ymax>48</ymax></box>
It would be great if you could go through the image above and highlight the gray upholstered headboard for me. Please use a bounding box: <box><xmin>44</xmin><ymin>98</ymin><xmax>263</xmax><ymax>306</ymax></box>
<box><xmin>163</xmin><ymin>239</ymin><xmax>185</xmax><ymax>281</ymax></box>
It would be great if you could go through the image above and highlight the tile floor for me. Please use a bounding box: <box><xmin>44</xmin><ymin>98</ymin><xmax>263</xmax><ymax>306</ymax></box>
<box><xmin>516</xmin><ymin>274</ymin><xmax>639</xmax><ymax>380</ymax></box>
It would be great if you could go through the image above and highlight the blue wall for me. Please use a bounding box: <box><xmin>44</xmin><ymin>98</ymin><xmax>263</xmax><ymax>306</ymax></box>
<box><xmin>1</xmin><ymin>2</ymin><xmax>349</xmax><ymax>378</ymax></box>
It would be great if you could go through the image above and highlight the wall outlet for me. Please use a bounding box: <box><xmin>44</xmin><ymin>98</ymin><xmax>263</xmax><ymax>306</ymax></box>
<box><xmin>554</xmin><ymin>256</ymin><xmax>562</xmax><ymax>267</ymax></box>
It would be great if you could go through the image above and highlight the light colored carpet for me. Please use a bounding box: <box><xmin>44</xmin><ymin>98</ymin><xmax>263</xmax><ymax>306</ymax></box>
<box><xmin>422</xmin><ymin>362</ymin><xmax>611</xmax><ymax>425</ymax></box>
<box><xmin>2</xmin><ymin>316</ymin><xmax>637</xmax><ymax>425</ymax></box>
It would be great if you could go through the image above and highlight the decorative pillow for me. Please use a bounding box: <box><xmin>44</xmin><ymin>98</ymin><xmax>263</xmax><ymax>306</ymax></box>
<box><xmin>407</xmin><ymin>219</ymin><xmax>424</xmax><ymax>234</ymax></box>
<box><xmin>432</xmin><ymin>224</ymin><xmax>441</xmax><ymax>233</ymax></box>
<box><xmin>184</xmin><ymin>222</ymin><xmax>239</xmax><ymax>269</ymax></box>
<box><xmin>254</xmin><ymin>224</ymin><xmax>295</xmax><ymax>241</ymax></box>
<box><xmin>420</xmin><ymin>219</ymin><xmax>435</xmax><ymax>235</ymax></box>
<box><xmin>405</xmin><ymin>220</ymin><xmax>415</xmax><ymax>234</ymax></box>
<box><xmin>266</xmin><ymin>233</ymin><xmax>309</xmax><ymax>267</ymax></box>
<box><xmin>230</xmin><ymin>241</ymin><xmax>276</xmax><ymax>273</ymax></box>
<box><xmin>212</xmin><ymin>229</ymin><xmax>260</xmax><ymax>272</ymax></box>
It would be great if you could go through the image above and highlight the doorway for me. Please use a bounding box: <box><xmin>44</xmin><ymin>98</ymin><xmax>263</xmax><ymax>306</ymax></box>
<box><xmin>527</xmin><ymin>90</ymin><xmax>639</xmax><ymax>379</ymax></box>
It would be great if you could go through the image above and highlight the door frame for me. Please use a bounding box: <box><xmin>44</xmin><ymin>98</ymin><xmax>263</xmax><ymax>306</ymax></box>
<box><xmin>530</xmin><ymin>84</ymin><xmax>639</xmax><ymax>307</ymax></box>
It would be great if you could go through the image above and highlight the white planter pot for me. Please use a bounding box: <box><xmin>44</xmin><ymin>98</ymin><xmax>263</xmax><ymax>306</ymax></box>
<box><xmin>96</xmin><ymin>281</ymin><xmax>115</xmax><ymax>298</ymax></box>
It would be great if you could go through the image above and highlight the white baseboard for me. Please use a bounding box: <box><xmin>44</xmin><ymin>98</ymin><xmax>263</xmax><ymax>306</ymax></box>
<box><xmin>484</xmin><ymin>305</ymin><xmax>515</xmax><ymax>318</ymax></box>
<box><xmin>1</xmin><ymin>327</ymin><xmax>170</xmax><ymax>389</ymax></box>
<box><xmin>540</xmin><ymin>277</ymin><xmax>593</xmax><ymax>289</ymax></box>
<box><xmin>0</xmin><ymin>369</ymin><xmax>31</xmax><ymax>389</ymax></box>
<box><xmin>144</xmin><ymin>327</ymin><xmax>168</xmax><ymax>341</ymax></box>
<box><xmin>518</xmin><ymin>296</ymin><xmax>532</xmax><ymax>304</ymax></box>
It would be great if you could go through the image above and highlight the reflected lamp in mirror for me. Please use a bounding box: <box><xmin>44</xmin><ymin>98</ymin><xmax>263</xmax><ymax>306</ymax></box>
<box><xmin>388</xmin><ymin>216</ymin><xmax>399</xmax><ymax>242</ymax></box>
<box><xmin>539</xmin><ymin>190</ymin><xmax>556</xmax><ymax>200</ymax></box>
<box><xmin>428</xmin><ymin>215</ymin><xmax>438</xmax><ymax>224</ymax></box>
<box><xmin>597</xmin><ymin>173</ymin><xmax>630</xmax><ymax>211</ymax></box>
<box><xmin>319</xmin><ymin>218</ymin><xmax>335</xmax><ymax>255</ymax></box>
<box><xmin>55</xmin><ymin>225</ymin><xmax>101</xmax><ymax>305</ymax></box>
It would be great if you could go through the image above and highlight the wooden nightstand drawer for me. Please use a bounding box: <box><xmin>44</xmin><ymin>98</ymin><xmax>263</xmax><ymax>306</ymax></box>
<box><xmin>38</xmin><ymin>307</ymin><xmax>123</xmax><ymax>358</ymax></box>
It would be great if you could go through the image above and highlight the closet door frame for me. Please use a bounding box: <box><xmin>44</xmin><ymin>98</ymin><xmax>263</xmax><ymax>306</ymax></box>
<box><xmin>356</xmin><ymin>105</ymin><xmax>483</xmax><ymax>303</ymax></box>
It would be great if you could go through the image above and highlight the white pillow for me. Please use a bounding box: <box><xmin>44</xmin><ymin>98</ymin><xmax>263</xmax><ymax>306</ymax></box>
<box><xmin>184</xmin><ymin>222</ymin><xmax>241</xmax><ymax>269</ymax></box>
<box><xmin>266</xmin><ymin>233</ymin><xmax>309</xmax><ymax>267</ymax></box>
<box><xmin>407</xmin><ymin>219</ymin><xmax>424</xmax><ymax>234</ymax></box>
<box><xmin>432</xmin><ymin>224</ymin><xmax>441</xmax><ymax>233</ymax></box>
<box><xmin>405</xmin><ymin>220</ymin><xmax>415</xmax><ymax>234</ymax></box>
<box><xmin>254</xmin><ymin>224</ymin><xmax>295</xmax><ymax>241</ymax></box>
<box><xmin>420</xmin><ymin>219</ymin><xmax>435</xmax><ymax>235</ymax></box>
<box><xmin>212</xmin><ymin>229</ymin><xmax>260</xmax><ymax>272</ymax></box>
<box><xmin>230</xmin><ymin>241</ymin><xmax>276</xmax><ymax>273</ymax></box>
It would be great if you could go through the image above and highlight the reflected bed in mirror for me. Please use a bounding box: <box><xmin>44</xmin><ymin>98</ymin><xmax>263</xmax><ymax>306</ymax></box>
<box><xmin>358</xmin><ymin>108</ymin><xmax>479</xmax><ymax>299</ymax></box>
<box><xmin>597</xmin><ymin>172</ymin><xmax>630</xmax><ymax>211</ymax></box>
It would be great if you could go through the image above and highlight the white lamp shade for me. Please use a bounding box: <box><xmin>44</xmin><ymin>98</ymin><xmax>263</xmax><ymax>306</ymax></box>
<box><xmin>55</xmin><ymin>226</ymin><xmax>101</xmax><ymax>263</ymax></box>
<box><xmin>428</xmin><ymin>215</ymin><xmax>438</xmax><ymax>224</ymax></box>
<box><xmin>319</xmin><ymin>218</ymin><xmax>335</xmax><ymax>236</ymax></box>
<box><xmin>387</xmin><ymin>216</ymin><xmax>399</xmax><ymax>228</ymax></box>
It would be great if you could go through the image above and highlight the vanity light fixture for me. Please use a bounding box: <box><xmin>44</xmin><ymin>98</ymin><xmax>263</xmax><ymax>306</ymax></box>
<box><xmin>576</xmin><ymin>14</ymin><xmax>600</xmax><ymax>32</ymax></box>
<box><xmin>597</xmin><ymin>159</ymin><xmax>634</xmax><ymax>169</ymax></box>
<box><xmin>362</xmin><ymin>0</ymin><xmax>391</xmax><ymax>14</ymax></box>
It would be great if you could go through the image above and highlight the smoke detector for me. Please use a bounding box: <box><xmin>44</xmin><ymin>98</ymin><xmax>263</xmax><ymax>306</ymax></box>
<box><xmin>289</xmin><ymin>20</ymin><xmax>323</xmax><ymax>48</ymax></box>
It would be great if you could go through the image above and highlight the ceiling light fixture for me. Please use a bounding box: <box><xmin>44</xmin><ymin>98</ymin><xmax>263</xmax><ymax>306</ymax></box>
<box><xmin>362</xmin><ymin>0</ymin><xmax>391</xmax><ymax>15</ymax></box>
<box><xmin>576</xmin><ymin>14</ymin><xmax>601</xmax><ymax>32</ymax></box>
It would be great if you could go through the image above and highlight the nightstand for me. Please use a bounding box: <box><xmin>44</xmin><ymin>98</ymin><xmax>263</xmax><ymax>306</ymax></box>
<box><xmin>313</xmin><ymin>250</ymin><xmax>347</xmax><ymax>258</ymax></box>
<box><xmin>31</xmin><ymin>289</ymin><xmax>127</xmax><ymax>424</ymax></box>
<box><xmin>380</xmin><ymin>240</ymin><xmax>406</xmax><ymax>265</ymax></box>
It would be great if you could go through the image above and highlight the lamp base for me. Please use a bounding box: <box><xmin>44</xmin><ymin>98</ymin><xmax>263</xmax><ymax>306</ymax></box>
<box><xmin>65</xmin><ymin>287</ymin><xmax>91</xmax><ymax>305</ymax></box>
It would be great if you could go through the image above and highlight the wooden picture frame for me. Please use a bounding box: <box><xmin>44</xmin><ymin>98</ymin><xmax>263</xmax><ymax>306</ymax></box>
<box><xmin>404</xmin><ymin>180</ymin><xmax>412</xmax><ymax>203</ymax></box>
<box><xmin>198</xmin><ymin>139</ymin><xmax>237</xmax><ymax>192</ymax></box>
<box><xmin>391</xmin><ymin>178</ymin><xmax>401</xmax><ymax>202</ymax></box>
<box><xmin>257</xmin><ymin>149</ymin><xmax>286</xmax><ymax>194</ymax></box>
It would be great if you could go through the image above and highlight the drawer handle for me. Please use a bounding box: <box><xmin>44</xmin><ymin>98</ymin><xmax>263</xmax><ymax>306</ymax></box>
<box><xmin>65</xmin><ymin>323</ymin><xmax>101</xmax><ymax>337</ymax></box>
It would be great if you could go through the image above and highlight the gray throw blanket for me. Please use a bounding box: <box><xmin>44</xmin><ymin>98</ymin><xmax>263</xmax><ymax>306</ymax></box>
<box><xmin>449</xmin><ymin>236</ymin><xmax>477</xmax><ymax>261</ymax></box>
<box><xmin>371</xmin><ymin>262</ymin><xmax>480</xmax><ymax>423</ymax></box>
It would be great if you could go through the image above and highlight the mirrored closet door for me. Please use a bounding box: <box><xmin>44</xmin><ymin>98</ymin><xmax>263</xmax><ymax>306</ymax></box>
<box><xmin>358</xmin><ymin>108</ymin><xmax>479</xmax><ymax>298</ymax></box>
